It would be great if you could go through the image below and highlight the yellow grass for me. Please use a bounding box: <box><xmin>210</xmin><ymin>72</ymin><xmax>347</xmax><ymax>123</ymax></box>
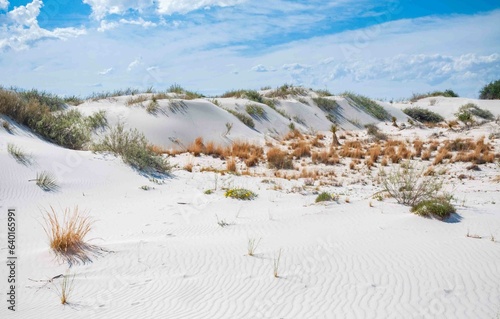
<box><xmin>42</xmin><ymin>206</ymin><xmax>96</xmax><ymax>265</ymax></box>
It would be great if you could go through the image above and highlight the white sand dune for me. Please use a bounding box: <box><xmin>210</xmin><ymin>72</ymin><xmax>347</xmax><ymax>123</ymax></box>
<box><xmin>1</xmin><ymin>93</ymin><xmax>500</xmax><ymax>318</ymax></box>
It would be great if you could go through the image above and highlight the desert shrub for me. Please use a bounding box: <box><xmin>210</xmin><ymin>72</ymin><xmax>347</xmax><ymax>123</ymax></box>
<box><xmin>265</xmin><ymin>84</ymin><xmax>307</xmax><ymax>98</ymax></box>
<box><xmin>226</xmin><ymin>109</ymin><xmax>255</xmax><ymax>128</ymax></box>
<box><xmin>222</xmin><ymin>89</ymin><xmax>264</xmax><ymax>103</ymax></box>
<box><xmin>63</xmin><ymin>95</ymin><xmax>84</xmax><ymax>106</ymax></box>
<box><xmin>7</xmin><ymin>143</ymin><xmax>31</xmax><ymax>164</ymax></box>
<box><xmin>35</xmin><ymin>109</ymin><xmax>91</xmax><ymax>149</ymax></box>
<box><xmin>381</xmin><ymin>162</ymin><xmax>443</xmax><ymax>206</ymax></box>
<box><xmin>458</xmin><ymin>103</ymin><xmax>494</xmax><ymax>120</ymax></box>
<box><xmin>16</xmin><ymin>88</ymin><xmax>65</xmax><ymax>111</ymax></box>
<box><xmin>167</xmin><ymin>84</ymin><xmax>203</xmax><ymax>99</ymax></box>
<box><xmin>365</xmin><ymin>124</ymin><xmax>387</xmax><ymax>141</ymax></box>
<box><xmin>86</xmin><ymin>110</ymin><xmax>107</xmax><ymax>129</ymax></box>
<box><xmin>245</xmin><ymin>104</ymin><xmax>265</xmax><ymax>118</ymax></box>
<box><xmin>267</xmin><ymin>147</ymin><xmax>293</xmax><ymax>169</ymax></box>
<box><xmin>479</xmin><ymin>79</ymin><xmax>500</xmax><ymax>100</ymax></box>
<box><xmin>343</xmin><ymin>92</ymin><xmax>391</xmax><ymax>120</ymax></box>
<box><xmin>315</xmin><ymin>89</ymin><xmax>333</xmax><ymax>97</ymax></box>
<box><xmin>315</xmin><ymin>192</ymin><xmax>332</xmax><ymax>203</ymax></box>
<box><xmin>403</xmin><ymin>107</ymin><xmax>444</xmax><ymax>123</ymax></box>
<box><xmin>313</xmin><ymin>97</ymin><xmax>339</xmax><ymax>112</ymax></box>
<box><xmin>87</xmin><ymin>88</ymin><xmax>140</xmax><ymax>101</ymax></box>
<box><xmin>225</xmin><ymin>188</ymin><xmax>257</xmax><ymax>200</ymax></box>
<box><xmin>410</xmin><ymin>89</ymin><xmax>459</xmax><ymax>102</ymax></box>
<box><xmin>411</xmin><ymin>198</ymin><xmax>456</xmax><ymax>220</ymax></box>
<box><xmin>33</xmin><ymin>171</ymin><xmax>59</xmax><ymax>191</ymax></box>
<box><xmin>93</xmin><ymin>123</ymin><xmax>171</xmax><ymax>173</ymax></box>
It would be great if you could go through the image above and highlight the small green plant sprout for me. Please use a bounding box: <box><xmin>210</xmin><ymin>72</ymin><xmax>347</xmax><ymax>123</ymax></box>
<box><xmin>216</xmin><ymin>215</ymin><xmax>230</xmax><ymax>227</ymax></box>
<box><xmin>140</xmin><ymin>185</ymin><xmax>152</xmax><ymax>191</ymax></box>
<box><xmin>31</xmin><ymin>171</ymin><xmax>58</xmax><ymax>191</ymax></box>
<box><xmin>223</xmin><ymin>122</ymin><xmax>233</xmax><ymax>137</ymax></box>
<box><xmin>225</xmin><ymin>188</ymin><xmax>257</xmax><ymax>200</ymax></box>
<box><xmin>57</xmin><ymin>270</ymin><xmax>75</xmax><ymax>305</ymax></box>
<box><xmin>315</xmin><ymin>192</ymin><xmax>332</xmax><ymax>203</ymax></box>
<box><xmin>372</xmin><ymin>192</ymin><xmax>384</xmax><ymax>201</ymax></box>
<box><xmin>247</xmin><ymin>238</ymin><xmax>261</xmax><ymax>256</ymax></box>
<box><xmin>288</xmin><ymin>122</ymin><xmax>295</xmax><ymax>131</ymax></box>
<box><xmin>7</xmin><ymin>143</ymin><xmax>31</xmax><ymax>165</ymax></box>
<box><xmin>273</xmin><ymin>248</ymin><xmax>283</xmax><ymax>278</ymax></box>
<box><xmin>204</xmin><ymin>189</ymin><xmax>213</xmax><ymax>195</ymax></box>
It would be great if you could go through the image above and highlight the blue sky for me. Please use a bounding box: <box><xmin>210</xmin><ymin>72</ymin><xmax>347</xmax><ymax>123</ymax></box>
<box><xmin>0</xmin><ymin>0</ymin><xmax>499</xmax><ymax>99</ymax></box>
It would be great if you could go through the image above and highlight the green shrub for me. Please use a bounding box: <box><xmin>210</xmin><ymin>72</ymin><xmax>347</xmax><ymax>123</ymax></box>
<box><xmin>86</xmin><ymin>110</ymin><xmax>107</xmax><ymax>129</ymax></box>
<box><xmin>479</xmin><ymin>79</ymin><xmax>500</xmax><ymax>100</ymax></box>
<box><xmin>410</xmin><ymin>89</ymin><xmax>459</xmax><ymax>102</ymax></box>
<box><xmin>343</xmin><ymin>92</ymin><xmax>391</xmax><ymax>120</ymax></box>
<box><xmin>93</xmin><ymin>123</ymin><xmax>171</xmax><ymax>173</ymax></box>
<box><xmin>88</xmin><ymin>88</ymin><xmax>139</xmax><ymax>101</ymax></box>
<box><xmin>245</xmin><ymin>104</ymin><xmax>265</xmax><ymax>118</ymax></box>
<box><xmin>411</xmin><ymin>198</ymin><xmax>456</xmax><ymax>220</ymax></box>
<box><xmin>314</xmin><ymin>89</ymin><xmax>332</xmax><ymax>97</ymax></box>
<box><xmin>315</xmin><ymin>192</ymin><xmax>332</xmax><ymax>203</ymax></box>
<box><xmin>381</xmin><ymin>162</ymin><xmax>443</xmax><ymax>206</ymax></box>
<box><xmin>459</xmin><ymin>103</ymin><xmax>494</xmax><ymax>120</ymax></box>
<box><xmin>7</xmin><ymin>143</ymin><xmax>31</xmax><ymax>164</ymax></box>
<box><xmin>35</xmin><ymin>109</ymin><xmax>91</xmax><ymax>150</ymax></box>
<box><xmin>265</xmin><ymin>84</ymin><xmax>307</xmax><ymax>98</ymax></box>
<box><xmin>16</xmin><ymin>89</ymin><xmax>65</xmax><ymax>111</ymax></box>
<box><xmin>226</xmin><ymin>109</ymin><xmax>255</xmax><ymax>128</ymax></box>
<box><xmin>224</xmin><ymin>188</ymin><xmax>257</xmax><ymax>200</ymax></box>
<box><xmin>313</xmin><ymin>97</ymin><xmax>339</xmax><ymax>112</ymax></box>
<box><xmin>403</xmin><ymin>107</ymin><xmax>444</xmax><ymax>123</ymax></box>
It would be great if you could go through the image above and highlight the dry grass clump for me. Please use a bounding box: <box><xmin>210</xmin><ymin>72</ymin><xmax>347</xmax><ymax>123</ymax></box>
<box><xmin>283</xmin><ymin>129</ymin><xmax>303</xmax><ymax>141</ymax></box>
<box><xmin>187</xmin><ymin>137</ymin><xmax>205</xmax><ymax>156</ymax></box>
<box><xmin>413</xmin><ymin>139</ymin><xmax>424</xmax><ymax>157</ymax></box>
<box><xmin>126</xmin><ymin>94</ymin><xmax>149</xmax><ymax>106</ymax></box>
<box><xmin>339</xmin><ymin>141</ymin><xmax>364</xmax><ymax>158</ymax></box>
<box><xmin>311</xmin><ymin>148</ymin><xmax>340</xmax><ymax>165</ymax></box>
<box><xmin>267</xmin><ymin>147</ymin><xmax>293</xmax><ymax>169</ymax></box>
<box><xmin>42</xmin><ymin>206</ymin><xmax>99</xmax><ymax>266</ymax></box>
<box><xmin>291</xmin><ymin>140</ymin><xmax>311</xmax><ymax>158</ymax></box>
<box><xmin>205</xmin><ymin>141</ymin><xmax>225</xmax><ymax>158</ymax></box>
<box><xmin>230</xmin><ymin>141</ymin><xmax>264</xmax><ymax>161</ymax></box>
<box><xmin>226</xmin><ymin>157</ymin><xmax>237</xmax><ymax>172</ymax></box>
<box><xmin>433</xmin><ymin>147</ymin><xmax>452</xmax><ymax>165</ymax></box>
<box><xmin>421</xmin><ymin>150</ymin><xmax>432</xmax><ymax>161</ymax></box>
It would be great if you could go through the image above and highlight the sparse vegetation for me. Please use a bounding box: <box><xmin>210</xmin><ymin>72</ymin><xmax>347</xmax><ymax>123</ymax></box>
<box><xmin>315</xmin><ymin>192</ymin><xmax>333</xmax><ymax>203</ymax></box>
<box><xmin>247</xmin><ymin>238</ymin><xmax>261</xmax><ymax>256</ymax></box>
<box><xmin>313</xmin><ymin>97</ymin><xmax>339</xmax><ymax>112</ymax></box>
<box><xmin>267</xmin><ymin>147</ymin><xmax>293</xmax><ymax>169</ymax></box>
<box><xmin>365</xmin><ymin>124</ymin><xmax>387</xmax><ymax>141</ymax></box>
<box><xmin>245</xmin><ymin>104</ymin><xmax>266</xmax><ymax>118</ymax></box>
<box><xmin>226</xmin><ymin>109</ymin><xmax>255</xmax><ymax>128</ymax></box>
<box><xmin>92</xmin><ymin>123</ymin><xmax>171</xmax><ymax>173</ymax></box>
<box><xmin>403</xmin><ymin>107</ymin><xmax>444</xmax><ymax>123</ymax></box>
<box><xmin>7</xmin><ymin>143</ymin><xmax>31</xmax><ymax>164</ymax></box>
<box><xmin>458</xmin><ymin>103</ymin><xmax>494</xmax><ymax>120</ymax></box>
<box><xmin>273</xmin><ymin>249</ymin><xmax>282</xmax><ymax>278</ymax></box>
<box><xmin>410</xmin><ymin>89</ymin><xmax>459</xmax><ymax>102</ymax></box>
<box><xmin>56</xmin><ymin>270</ymin><xmax>75</xmax><ymax>305</ymax></box>
<box><xmin>265</xmin><ymin>84</ymin><xmax>307</xmax><ymax>98</ymax></box>
<box><xmin>343</xmin><ymin>92</ymin><xmax>391</xmax><ymax>120</ymax></box>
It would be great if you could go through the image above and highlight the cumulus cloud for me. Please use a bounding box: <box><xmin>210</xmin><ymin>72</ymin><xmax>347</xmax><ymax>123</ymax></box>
<box><xmin>127</xmin><ymin>58</ymin><xmax>143</xmax><ymax>72</ymax></box>
<box><xmin>97</xmin><ymin>20</ymin><xmax>119</xmax><ymax>32</ymax></box>
<box><xmin>0</xmin><ymin>0</ymin><xmax>9</xmax><ymax>10</ymax></box>
<box><xmin>251</xmin><ymin>64</ymin><xmax>276</xmax><ymax>72</ymax></box>
<box><xmin>156</xmin><ymin>0</ymin><xmax>247</xmax><ymax>15</ymax></box>
<box><xmin>119</xmin><ymin>17</ymin><xmax>157</xmax><ymax>28</ymax></box>
<box><xmin>0</xmin><ymin>0</ymin><xmax>86</xmax><ymax>51</ymax></box>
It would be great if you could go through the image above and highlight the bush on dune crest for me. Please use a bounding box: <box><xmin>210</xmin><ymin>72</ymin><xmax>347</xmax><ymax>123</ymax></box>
<box><xmin>403</xmin><ymin>107</ymin><xmax>444</xmax><ymax>123</ymax></box>
<box><xmin>92</xmin><ymin>123</ymin><xmax>171</xmax><ymax>173</ymax></box>
<box><xmin>479</xmin><ymin>79</ymin><xmax>500</xmax><ymax>100</ymax></box>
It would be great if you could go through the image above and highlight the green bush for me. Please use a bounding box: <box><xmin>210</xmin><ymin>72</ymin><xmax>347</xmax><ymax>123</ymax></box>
<box><xmin>265</xmin><ymin>84</ymin><xmax>307</xmax><ymax>98</ymax></box>
<box><xmin>479</xmin><ymin>80</ymin><xmax>500</xmax><ymax>100</ymax></box>
<box><xmin>86</xmin><ymin>110</ymin><xmax>108</xmax><ymax>129</ymax></box>
<box><xmin>35</xmin><ymin>109</ymin><xmax>91</xmax><ymax>150</ymax></box>
<box><xmin>403</xmin><ymin>107</ymin><xmax>444</xmax><ymax>123</ymax></box>
<box><xmin>245</xmin><ymin>104</ymin><xmax>265</xmax><ymax>118</ymax></box>
<box><xmin>411</xmin><ymin>198</ymin><xmax>456</xmax><ymax>220</ymax></box>
<box><xmin>313</xmin><ymin>97</ymin><xmax>339</xmax><ymax>112</ymax></box>
<box><xmin>226</xmin><ymin>109</ymin><xmax>255</xmax><ymax>128</ymax></box>
<box><xmin>410</xmin><ymin>89</ymin><xmax>459</xmax><ymax>102</ymax></box>
<box><xmin>93</xmin><ymin>123</ymin><xmax>171</xmax><ymax>173</ymax></box>
<box><xmin>458</xmin><ymin>103</ymin><xmax>494</xmax><ymax>120</ymax></box>
<box><xmin>343</xmin><ymin>92</ymin><xmax>391</xmax><ymax>120</ymax></box>
<box><xmin>315</xmin><ymin>192</ymin><xmax>332</xmax><ymax>203</ymax></box>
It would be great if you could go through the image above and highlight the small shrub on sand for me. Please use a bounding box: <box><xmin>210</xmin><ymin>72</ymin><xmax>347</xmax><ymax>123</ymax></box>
<box><xmin>343</xmin><ymin>92</ymin><xmax>391</xmax><ymax>120</ymax></box>
<box><xmin>247</xmin><ymin>238</ymin><xmax>261</xmax><ymax>256</ymax></box>
<box><xmin>313</xmin><ymin>97</ymin><xmax>339</xmax><ymax>112</ymax></box>
<box><xmin>226</xmin><ymin>109</ymin><xmax>255</xmax><ymax>128</ymax></box>
<box><xmin>315</xmin><ymin>192</ymin><xmax>332</xmax><ymax>203</ymax></box>
<box><xmin>381</xmin><ymin>162</ymin><xmax>443</xmax><ymax>206</ymax></box>
<box><xmin>245</xmin><ymin>104</ymin><xmax>266</xmax><ymax>118</ymax></box>
<box><xmin>225</xmin><ymin>188</ymin><xmax>257</xmax><ymax>200</ymax></box>
<box><xmin>403</xmin><ymin>107</ymin><xmax>444</xmax><ymax>123</ymax></box>
<box><xmin>42</xmin><ymin>206</ymin><xmax>97</xmax><ymax>265</ymax></box>
<box><xmin>57</xmin><ymin>270</ymin><xmax>75</xmax><ymax>305</ymax></box>
<box><xmin>267</xmin><ymin>147</ymin><xmax>293</xmax><ymax>169</ymax></box>
<box><xmin>226</xmin><ymin>157</ymin><xmax>237</xmax><ymax>172</ymax></box>
<box><xmin>93</xmin><ymin>123</ymin><xmax>170</xmax><ymax>173</ymax></box>
<box><xmin>7</xmin><ymin>143</ymin><xmax>31</xmax><ymax>164</ymax></box>
<box><xmin>411</xmin><ymin>198</ymin><xmax>456</xmax><ymax>220</ymax></box>
<box><xmin>33</xmin><ymin>171</ymin><xmax>58</xmax><ymax>191</ymax></box>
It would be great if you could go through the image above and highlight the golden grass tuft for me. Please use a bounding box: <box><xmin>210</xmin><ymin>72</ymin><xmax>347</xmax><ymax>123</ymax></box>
<box><xmin>187</xmin><ymin>137</ymin><xmax>205</xmax><ymax>156</ymax></box>
<box><xmin>267</xmin><ymin>147</ymin><xmax>293</xmax><ymax>169</ymax></box>
<box><xmin>226</xmin><ymin>157</ymin><xmax>237</xmax><ymax>172</ymax></box>
<box><xmin>42</xmin><ymin>207</ymin><xmax>98</xmax><ymax>265</ymax></box>
<box><xmin>291</xmin><ymin>140</ymin><xmax>311</xmax><ymax>158</ymax></box>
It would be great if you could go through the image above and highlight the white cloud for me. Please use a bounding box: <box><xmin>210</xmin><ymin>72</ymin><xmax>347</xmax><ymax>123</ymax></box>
<box><xmin>0</xmin><ymin>0</ymin><xmax>9</xmax><ymax>10</ymax></box>
<box><xmin>0</xmin><ymin>0</ymin><xmax>86</xmax><ymax>51</ymax></box>
<box><xmin>251</xmin><ymin>64</ymin><xmax>276</xmax><ymax>72</ymax></box>
<box><xmin>98</xmin><ymin>67</ymin><xmax>113</xmax><ymax>75</ymax></box>
<box><xmin>127</xmin><ymin>58</ymin><xmax>142</xmax><ymax>72</ymax></box>
<box><xmin>83</xmin><ymin>0</ymin><xmax>154</xmax><ymax>20</ymax></box>
<box><xmin>97</xmin><ymin>20</ymin><xmax>119</xmax><ymax>32</ymax></box>
<box><xmin>119</xmin><ymin>17</ymin><xmax>157</xmax><ymax>28</ymax></box>
<box><xmin>156</xmin><ymin>0</ymin><xmax>247</xmax><ymax>15</ymax></box>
